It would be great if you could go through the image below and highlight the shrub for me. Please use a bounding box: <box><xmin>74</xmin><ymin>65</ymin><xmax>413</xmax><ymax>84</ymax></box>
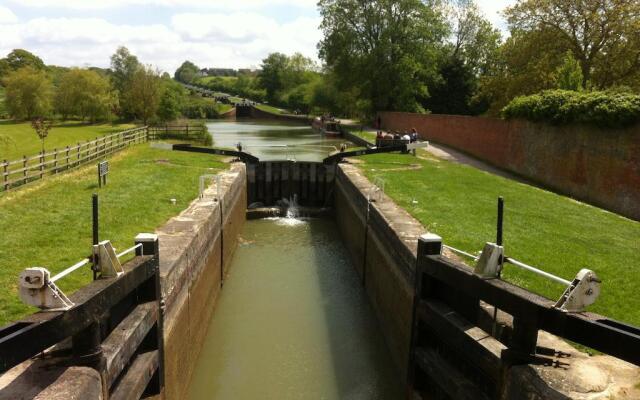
<box><xmin>502</xmin><ymin>90</ymin><xmax>640</xmax><ymax>128</ymax></box>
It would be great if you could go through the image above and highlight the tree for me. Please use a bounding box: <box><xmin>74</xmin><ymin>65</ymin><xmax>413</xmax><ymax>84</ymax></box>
<box><xmin>555</xmin><ymin>51</ymin><xmax>583</xmax><ymax>91</ymax></box>
<box><xmin>505</xmin><ymin>0</ymin><xmax>640</xmax><ymax>89</ymax></box>
<box><xmin>55</xmin><ymin>68</ymin><xmax>115</xmax><ymax>122</ymax></box>
<box><xmin>425</xmin><ymin>0</ymin><xmax>501</xmax><ymax>115</ymax></box>
<box><xmin>258</xmin><ymin>53</ymin><xmax>289</xmax><ymax>103</ymax></box>
<box><xmin>31</xmin><ymin>117</ymin><xmax>53</xmax><ymax>154</ymax></box>
<box><xmin>447</xmin><ymin>0</ymin><xmax>501</xmax><ymax>76</ymax></box>
<box><xmin>157</xmin><ymin>79</ymin><xmax>186</xmax><ymax>122</ymax></box>
<box><xmin>318</xmin><ymin>0</ymin><xmax>449</xmax><ymax>115</ymax></box>
<box><xmin>123</xmin><ymin>65</ymin><xmax>162</xmax><ymax>124</ymax></box>
<box><xmin>0</xmin><ymin>49</ymin><xmax>45</xmax><ymax>77</ymax></box>
<box><xmin>110</xmin><ymin>46</ymin><xmax>140</xmax><ymax>117</ymax></box>
<box><xmin>174</xmin><ymin>61</ymin><xmax>200</xmax><ymax>84</ymax></box>
<box><xmin>3</xmin><ymin>67</ymin><xmax>52</xmax><ymax>120</ymax></box>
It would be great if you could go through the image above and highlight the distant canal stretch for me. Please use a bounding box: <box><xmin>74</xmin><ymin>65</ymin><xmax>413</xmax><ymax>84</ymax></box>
<box><xmin>206</xmin><ymin>120</ymin><xmax>346</xmax><ymax>162</ymax></box>
<box><xmin>188</xmin><ymin>218</ymin><xmax>403</xmax><ymax>400</ymax></box>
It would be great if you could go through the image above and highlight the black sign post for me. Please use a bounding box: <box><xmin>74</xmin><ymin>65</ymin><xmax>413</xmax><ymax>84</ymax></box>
<box><xmin>98</xmin><ymin>161</ymin><xmax>109</xmax><ymax>188</ymax></box>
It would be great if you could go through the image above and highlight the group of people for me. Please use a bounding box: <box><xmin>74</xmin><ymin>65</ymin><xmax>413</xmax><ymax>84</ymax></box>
<box><xmin>376</xmin><ymin>128</ymin><xmax>419</xmax><ymax>143</ymax></box>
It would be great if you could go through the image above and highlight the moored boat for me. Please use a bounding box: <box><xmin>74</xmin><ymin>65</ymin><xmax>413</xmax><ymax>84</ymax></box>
<box><xmin>312</xmin><ymin>117</ymin><xmax>342</xmax><ymax>137</ymax></box>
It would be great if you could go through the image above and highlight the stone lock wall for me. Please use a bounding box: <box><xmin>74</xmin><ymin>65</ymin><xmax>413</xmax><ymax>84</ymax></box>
<box><xmin>379</xmin><ymin>112</ymin><xmax>640</xmax><ymax>221</ymax></box>
<box><xmin>334</xmin><ymin>163</ymin><xmax>425</xmax><ymax>377</ymax></box>
<box><xmin>158</xmin><ymin>163</ymin><xmax>246</xmax><ymax>400</ymax></box>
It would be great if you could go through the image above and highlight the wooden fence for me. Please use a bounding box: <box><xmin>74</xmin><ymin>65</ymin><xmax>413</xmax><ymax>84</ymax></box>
<box><xmin>148</xmin><ymin>125</ymin><xmax>206</xmax><ymax>141</ymax></box>
<box><xmin>1</xmin><ymin>127</ymin><xmax>148</xmax><ymax>192</ymax></box>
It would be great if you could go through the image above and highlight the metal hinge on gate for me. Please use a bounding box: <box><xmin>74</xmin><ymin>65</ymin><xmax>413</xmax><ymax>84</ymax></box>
<box><xmin>19</xmin><ymin>267</ymin><xmax>74</xmax><ymax>311</ymax></box>
<box><xmin>93</xmin><ymin>240</ymin><xmax>124</xmax><ymax>279</ymax></box>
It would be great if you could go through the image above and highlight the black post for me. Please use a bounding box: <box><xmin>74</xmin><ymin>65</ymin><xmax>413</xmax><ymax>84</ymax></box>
<box><xmin>92</xmin><ymin>194</ymin><xmax>99</xmax><ymax>281</ymax></box>
<box><xmin>497</xmin><ymin>197</ymin><xmax>504</xmax><ymax>246</ymax></box>
<box><xmin>135</xmin><ymin>234</ymin><xmax>164</xmax><ymax>393</ymax></box>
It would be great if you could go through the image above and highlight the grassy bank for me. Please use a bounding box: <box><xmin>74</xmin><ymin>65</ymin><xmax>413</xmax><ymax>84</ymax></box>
<box><xmin>358</xmin><ymin>152</ymin><xmax>640</xmax><ymax>326</ymax></box>
<box><xmin>255</xmin><ymin>104</ymin><xmax>287</xmax><ymax>115</ymax></box>
<box><xmin>0</xmin><ymin>121</ymin><xmax>136</xmax><ymax>161</ymax></box>
<box><xmin>0</xmin><ymin>144</ymin><xmax>227</xmax><ymax>325</ymax></box>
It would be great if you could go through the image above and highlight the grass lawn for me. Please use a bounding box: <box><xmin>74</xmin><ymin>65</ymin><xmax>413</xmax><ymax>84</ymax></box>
<box><xmin>0</xmin><ymin>144</ymin><xmax>228</xmax><ymax>325</ymax></box>
<box><xmin>0</xmin><ymin>120</ymin><xmax>136</xmax><ymax>161</ymax></box>
<box><xmin>255</xmin><ymin>104</ymin><xmax>288</xmax><ymax>115</ymax></box>
<box><xmin>358</xmin><ymin>152</ymin><xmax>640</xmax><ymax>327</ymax></box>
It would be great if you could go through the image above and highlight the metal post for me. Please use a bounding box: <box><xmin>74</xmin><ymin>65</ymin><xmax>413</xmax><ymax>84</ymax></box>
<box><xmin>92</xmin><ymin>194</ymin><xmax>99</xmax><ymax>281</ymax></box>
<box><xmin>493</xmin><ymin>197</ymin><xmax>504</xmax><ymax>337</ymax></box>
<box><xmin>497</xmin><ymin>197</ymin><xmax>504</xmax><ymax>246</ymax></box>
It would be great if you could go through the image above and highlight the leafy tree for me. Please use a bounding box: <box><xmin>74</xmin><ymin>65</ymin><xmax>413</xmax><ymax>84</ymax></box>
<box><xmin>55</xmin><ymin>68</ymin><xmax>115</xmax><ymax>122</ymax></box>
<box><xmin>123</xmin><ymin>65</ymin><xmax>162</xmax><ymax>124</ymax></box>
<box><xmin>425</xmin><ymin>0</ymin><xmax>501</xmax><ymax>115</ymax></box>
<box><xmin>110</xmin><ymin>46</ymin><xmax>139</xmax><ymax>117</ymax></box>
<box><xmin>174</xmin><ymin>61</ymin><xmax>200</xmax><ymax>84</ymax></box>
<box><xmin>555</xmin><ymin>51</ymin><xmax>583</xmax><ymax>91</ymax></box>
<box><xmin>0</xmin><ymin>49</ymin><xmax>45</xmax><ymax>77</ymax></box>
<box><xmin>31</xmin><ymin>118</ymin><xmax>53</xmax><ymax>154</ymax></box>
<box><xmin>423</xmin><ymin>56</ymin><xmax>479</xmax><ymax>115</ymax></box>
<box><xmin>318</xmin><ymin>0</ymin><xmax>449</xmax><ymax>115</ymax></box>
<box><xmin>3</xmin><ymin>67</ymin><xmax>53</xmax><ymax>120</ymax></box>
<box><xmin>258</xmin><ymin>53</ymin><xmax>290</xmax><ymax>103</ymax></box>
<box><xmin>157</xmin><ymin>79</ymin><xmax>187</xmax><ymax>122</ymax></box>
<box><xmin>505</xmin><ymin>0</ymin><xmax>640</xmax><ymax>89</ymax></box>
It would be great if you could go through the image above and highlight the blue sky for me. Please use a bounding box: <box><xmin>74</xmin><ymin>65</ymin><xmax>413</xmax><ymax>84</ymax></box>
<box><xmin>0</xmin><ymin>0</ymin><xmax>514</xmax><ymax>73</ymax></box>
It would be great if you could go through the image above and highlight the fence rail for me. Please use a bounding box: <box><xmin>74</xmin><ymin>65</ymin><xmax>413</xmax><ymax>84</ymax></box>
<box><xmin>1</xmin><ymin>127</ymin><xmax>148</xmax><ymax>192</ymax></box>
<box><xmin>148</xmin><ymin>125</ymin><xmax>206</xmax><ymax>140</ymax></box>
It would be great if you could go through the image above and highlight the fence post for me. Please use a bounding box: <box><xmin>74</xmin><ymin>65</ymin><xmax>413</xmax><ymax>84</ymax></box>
<box><xmin>39</xmin><ymin>151</ymin><xmax>44</xmax><ymax>179</ymax></box>
<box><xmin>65</xmin><ymin>146</ymin><xmax>70</xmax><ymax>171</ymax></box>
<box><xmin>2</xmin><ymin>160</ymin><xmax>7</xmax><ymax>191</ymax></box>
<box><xmin>77</xmin><ymin>142</ymin><xmax>81</xmax><ymax>166</ymax></box>
<box><xmin>23</xmin><ymin>155</ymin><xmax>28</xmax><ymax>185</ymax></box>
<box><xmin>53</xmin><ymin>148</ymin><xmax>58</xmax><ymax>174</ymax></box>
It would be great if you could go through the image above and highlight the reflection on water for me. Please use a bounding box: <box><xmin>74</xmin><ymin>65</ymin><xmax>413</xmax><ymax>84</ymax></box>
<box><xmin>207</xmin><ymin>120</ymin><xmax>346</xmax><ymax>162</ymax></box>
<box><xmin>188</xmin><ymin>219</ymin><xmax>403</xmax><ymax>400</ymax></box>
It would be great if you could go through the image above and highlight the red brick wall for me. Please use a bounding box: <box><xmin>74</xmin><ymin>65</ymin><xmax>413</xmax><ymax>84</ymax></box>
<box><xmin>379</xmin><ymin>112</ymin><xmax>640</xmax><ymax>221</ymax></box>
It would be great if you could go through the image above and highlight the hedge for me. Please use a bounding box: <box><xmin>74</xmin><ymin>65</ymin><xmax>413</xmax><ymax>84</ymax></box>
<box><xmin>502</xmin><ymin>90</ymin><xmax>640</xmax><ymax>128</ymax></box>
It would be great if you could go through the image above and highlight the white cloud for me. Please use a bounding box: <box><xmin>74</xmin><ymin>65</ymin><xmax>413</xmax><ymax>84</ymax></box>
<box><xmin>477</xmin><ymin>0</ymin><xmax>515</xmax><ymax>33</ymax></box>
<box><xmin>7</xmin><ymin>0</ymin><xmax>317</xmax><ymax>11</ymax></box>
<box><xmin>0</xmin><ymin>13</ymin><xmax>321</xmax><ymax>72</ymax></box>
<box><xmin>0</xmin><ymin>5</ymin><xmax>18</xmax><ymax>23</ymax></box>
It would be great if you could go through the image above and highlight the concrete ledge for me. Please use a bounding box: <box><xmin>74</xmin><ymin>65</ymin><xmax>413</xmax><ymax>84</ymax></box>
<box><xmin>334</xmin><ymin>161</ymin><xmax>640</xmax><ymax>399</ymax></box>
<box><xmin>157</xmin><ymin>163</ymin><xmax>247</xmax><ymax>400</ymax></box>
<box><xmin>0</xmin><ymin>361</ymin><xmax>102</xmax><ymax>400</ymax></box>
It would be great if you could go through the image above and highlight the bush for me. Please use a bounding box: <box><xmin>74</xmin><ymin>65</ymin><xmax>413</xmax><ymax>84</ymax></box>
<box><xmin>502</xmin><ymin>90</ymin><xmax>640</xmax><ymax>128</ymax></box>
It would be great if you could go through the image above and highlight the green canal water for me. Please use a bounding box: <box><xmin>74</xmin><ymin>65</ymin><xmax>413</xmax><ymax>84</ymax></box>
<box><xmin>206</xmin><ymin>120</ymin><xmax>346</xmax><ymax>162</ymax></box>
<box><xmin>188</xmin><ymin>218</ymin><xmax>403</xmax><ymax>399</ymax></box>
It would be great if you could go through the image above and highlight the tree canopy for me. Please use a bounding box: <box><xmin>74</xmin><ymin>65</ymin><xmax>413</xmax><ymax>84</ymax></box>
<box><xmin>318</xmin><ymin>0</ymin><xmax>449</xmax><ymax>116</ymax></box>
<box><xmin>3</xmin><ymin>67</ymin><xmax>53</xmax><ymax>120</ymax></box>
<box><xmin>174</xmin><ymin>61</ymin><xmax>200</xmax><ymax>84</ymax></box>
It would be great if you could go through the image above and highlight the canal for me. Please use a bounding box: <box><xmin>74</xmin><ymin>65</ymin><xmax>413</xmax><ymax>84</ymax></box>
<box><xmin>188</xmin><ymin>218</ymin><xmax>403</xmax><ymax>399</ymax></box>
<box><xmin>207</xmin><ymin>120</ymin><xmax>347</xmax><ymax>162</ymax></box>
<box><xmin>189</xmin><ymin>119</ymin><xmax>402</xmax><ymax>399</ymax></box>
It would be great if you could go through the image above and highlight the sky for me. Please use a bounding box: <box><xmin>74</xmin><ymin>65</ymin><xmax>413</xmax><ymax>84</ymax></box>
<box><xmin>0</xmin><ymin>0</ymin><xmax>515</xmax><ymax>74</ymax></box>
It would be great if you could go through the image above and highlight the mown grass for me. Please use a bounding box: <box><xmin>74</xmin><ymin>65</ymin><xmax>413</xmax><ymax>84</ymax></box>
<box><xmin>255</xmin><ymin>104</ymin><xmax>289</xmax><ymax>115</ymax></box>
<box><xmin>0</xmin><ymin>121</ymin><xmax>136</xmax><ymax>161</ymax></box>
<box><xmin>0</xmin><ymin>144</ymin><xmax>227</xmax><ymax>325</ymax></box>
<box><xmin>358</xmin><ymin>152</ymin><xmax>640</xmax><ymax>326</ymax></box>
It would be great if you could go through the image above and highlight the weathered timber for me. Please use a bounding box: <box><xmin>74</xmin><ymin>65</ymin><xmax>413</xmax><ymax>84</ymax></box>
<box><xmin>103</xmin><ymin>302</ymin><xmax>158</xmax><ymax>388</ymax></box>
<box><xmin>110</xmin><ymin>351</ymin><xmax>159</xmax><ymax>400</ymax></box>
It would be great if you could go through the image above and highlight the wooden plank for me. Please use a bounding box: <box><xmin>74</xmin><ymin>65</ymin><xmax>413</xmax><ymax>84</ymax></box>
<box><xmin>103</xmin><ymin>302</ymin><xmax>158</xmax><ymax>388</ymax></box>
<box><xmin>413</xmin><ymin>347</ymin><xmax>491</xmax><ymax>400</ymax></box>
<box><xmin>417</xmin><ymin>299</ymin><xmax>505</xmax><ymax>382</ymax></box>
<box><xmin>110</xmin><ymin>351</ymin><xmax>159</xmax><ymax>400</ymax></box>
